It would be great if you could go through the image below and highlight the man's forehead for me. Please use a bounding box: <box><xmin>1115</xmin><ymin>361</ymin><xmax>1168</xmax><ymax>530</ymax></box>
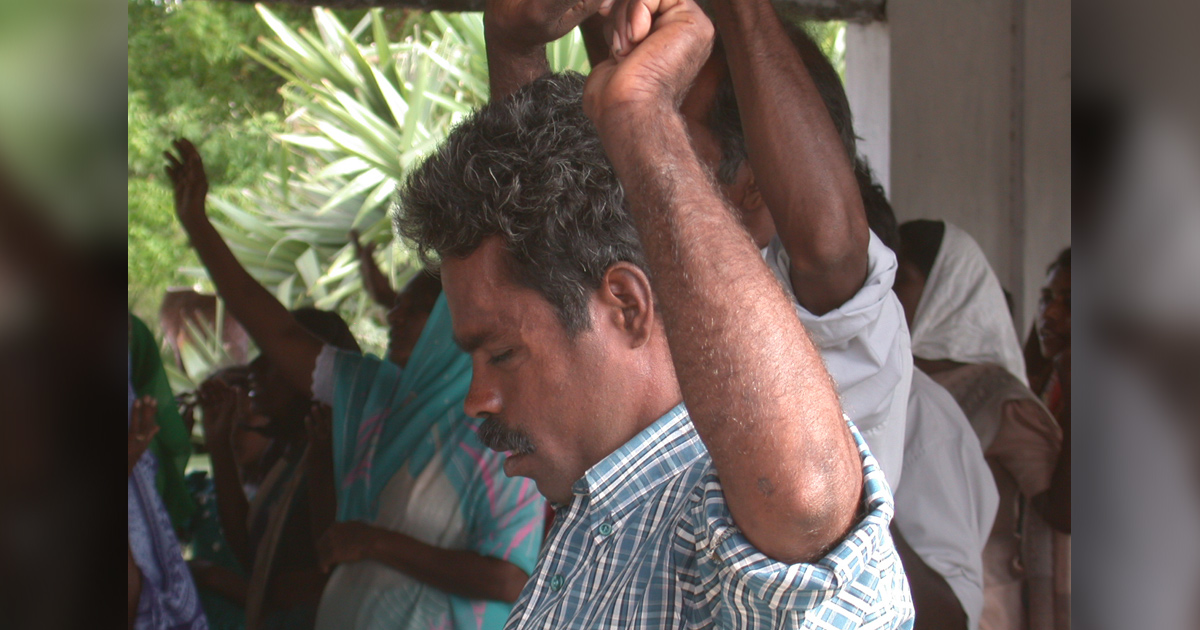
<box><xmin>441</xmin><ymin>239</ymin><xmax>522</xmax><ymax>352</ymax></box>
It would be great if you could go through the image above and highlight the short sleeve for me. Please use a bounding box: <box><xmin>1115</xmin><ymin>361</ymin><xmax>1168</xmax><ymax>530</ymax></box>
<box><xmin>762</xmin><ymin>231</ymin><xmax>913</xmax><ymax>490</ymax></box>
<box><xmin>464</xmin><ymin>449</ymin><xmax>545</xmax><ymax>576</ymax></box>
<box><xmin>690</xmin><ymin>422</ymin><xmax>914</xmax><ymax>626</ymax></box>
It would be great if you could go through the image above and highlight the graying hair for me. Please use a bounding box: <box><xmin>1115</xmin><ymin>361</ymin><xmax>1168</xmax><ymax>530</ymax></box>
<box><xmin>395</xmin><ymin>72</ymin><xmax>647</xmax><ymax>335</ymax></box>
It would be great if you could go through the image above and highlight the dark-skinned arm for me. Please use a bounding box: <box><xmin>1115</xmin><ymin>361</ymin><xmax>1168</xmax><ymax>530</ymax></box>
<box><xmin>890</xmin><ymin>524</ymin><xmax>969</xmax><ymax>630</ymax></box>
<box><xmin>579</xmin><ymin>13</ymin><xmax>610</xmax><ymax>69</ymax></box>
<box><xmin>350</xmin><ymin>230</ymin><xmax>399</xmax><ymax>309</ymax></box>
<box><xmin>585</xmin><ymin>0</ymin><xmax>862</xmax><ymax>563</ymax></box>
<box><xmin>317</xmin><ymin>522</ymin><xmax>529</xmax><ymax>603</ymax></box>
<box><xmin>166</xmin><ymin>139</ymin><xmax>321</xmax><ymax>396</ymax></box>
<box><xmin>710</xmin><ymin>0</ymin><xmax>869</xmax><ymax>315</ymax></box>
<box><xmin>485</xmin><ymin>0</ymin><xmax>603</xmax><ymax>99</ymax></box>
<box><xmin>198</xmin><ymin>379</ymin><xmax>255</xmax><ymax>570</ymax></box>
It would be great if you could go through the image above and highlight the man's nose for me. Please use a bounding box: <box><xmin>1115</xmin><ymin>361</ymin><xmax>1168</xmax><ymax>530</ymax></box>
<box><xmin>463</xmin><ymin>372</ymin><xmax>502</xmax><ymax>419</ymax></box>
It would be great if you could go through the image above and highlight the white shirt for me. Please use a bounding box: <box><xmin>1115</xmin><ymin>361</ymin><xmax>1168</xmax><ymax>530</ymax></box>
<box><xmin>763</xmin><ymin>230</ymin><xmax>913</xmax><ymax>488</ymax></box>
<box><xmin>895</xmin><ymin>369</ymin><xmax>998</xmax><ymax>630</ymax></box>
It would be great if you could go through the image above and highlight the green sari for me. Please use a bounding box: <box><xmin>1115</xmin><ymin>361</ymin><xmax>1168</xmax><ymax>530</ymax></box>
<box><xmin>130</xmin><ymin>313</ymin><xmax>197</xmax><ymax>529</ymax></box>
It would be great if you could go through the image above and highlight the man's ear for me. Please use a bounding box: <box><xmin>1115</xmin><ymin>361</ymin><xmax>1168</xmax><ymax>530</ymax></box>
<box><xmin>733</xmin><ymin>164</ymin><xmax>763</xmax><ymax>211</ymax></box>
<box><xmin>597</xmin><ymin>262</ymin><xmax>655</xmax><ymax>348</ymax></box>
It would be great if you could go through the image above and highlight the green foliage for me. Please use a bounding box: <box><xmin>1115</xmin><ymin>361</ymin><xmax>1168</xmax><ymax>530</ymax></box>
<box><xmin>127</xmin><ymin>0</ymin><xmax>300</xmax><ymax>319</ymax></box>
<box><xmin>806</xmin><ymin>20</ymin><xmax>846</xmax><ymax>78</ymax></box>
<box><xmin>188</xmin><ymin>6</ymin><xmax>590</xmax><ymax>359</ymax></box>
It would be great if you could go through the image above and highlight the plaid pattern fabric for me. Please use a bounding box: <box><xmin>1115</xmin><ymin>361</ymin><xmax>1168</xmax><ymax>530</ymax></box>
<box><xmin>504</xmin><ymin>405</ymin><xmax>914</xmax><ymax>629</ymax></box>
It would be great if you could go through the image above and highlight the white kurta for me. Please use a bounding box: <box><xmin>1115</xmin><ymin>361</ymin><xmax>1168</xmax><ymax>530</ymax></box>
<box><xmin>895</xmin><ymin>369</ymin><xmax>999</xmax><ymax>630</ymax></box>
<box><xmin>763</xmin><ymin>229</ymin><xmax>913</xmax><ymax>489</ymax></box>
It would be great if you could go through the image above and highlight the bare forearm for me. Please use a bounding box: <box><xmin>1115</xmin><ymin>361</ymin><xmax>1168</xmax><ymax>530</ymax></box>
<box><xmin>579</xmin><ymin>14</ymin><xmax>609</xmax><ymax>69</ymax></box>
<box><xmin>366</xmin><ymin>528</ymin><xmax>527</xmax><ymax>603</ymax></box>
<box><xmin>180</xmin><ymin>214</ymin><xmax>319</xmax><ymax>394</ymax></box>
<box><xmin>363</xmin><ymin>261</ymin><xmax>399</xmax><ymax>308</ymax></box>
<box><xmin>711</xmin><ymin>0</ymin><xmax>867</xmax><ymax>313</ymax></box>
<box><xmin>208</xmin><ymin>443</ymin><xmax>254</xmax><ymax>569</ymax></box>
<box><xmin>485</xmin><ymin>32</ymin><xmax>550</xmax><ymax>101</ymax></box>
<box><xmin>600</xmin><ymin>110</ymin><xmax>860</xmax><ymax>562</ymax></box>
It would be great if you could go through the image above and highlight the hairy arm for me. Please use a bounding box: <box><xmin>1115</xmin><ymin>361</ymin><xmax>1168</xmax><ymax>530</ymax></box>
<box><xmin>318</xmin><ymin>522</ymin><xmax>529</xmax><ymax>603</ymax></box>
<box><xmin>710</xmin><ymin>0</ymin><xmax>868</xmax><ymax>314</ymax></box>
<box><xmin>167</xmin><ymin>139</ymin><xmax>321</xmax><ymax>395</ymax></box>
<box><xmin>586</xmin><ymin>0</ymin><xmax>861</xmax><ymax>563</ymax></box>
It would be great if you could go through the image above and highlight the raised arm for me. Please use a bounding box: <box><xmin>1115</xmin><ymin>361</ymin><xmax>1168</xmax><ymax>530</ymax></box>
<box><xmin>350</xmin><ymin>230</ymin><xmax>399</xmax><ymax>309</ymax></box>
<box><xmin>165</xmin><ymin>139</ymin><xmax>321</xmax><ymax>395</ymax></box>
<box><xmin>585</xmin><ymin>0</ymin><xmax>862</xmax><ymax>563</ymax></box>
<box><xmin>710</xmin><ymin>0</ymin><xmax>868</xmax><ymax>314</ymax></box>
<box><xmin>485</xmin><ymin>0</ymin><xmax>603</xmax><ymax>99</ymax></box>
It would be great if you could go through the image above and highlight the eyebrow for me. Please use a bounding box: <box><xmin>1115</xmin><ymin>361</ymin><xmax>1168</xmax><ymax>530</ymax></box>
<box><xmin>453</xmin><ymin>331</ymin><xmax>489</xmax><ymax>354</ymax></box>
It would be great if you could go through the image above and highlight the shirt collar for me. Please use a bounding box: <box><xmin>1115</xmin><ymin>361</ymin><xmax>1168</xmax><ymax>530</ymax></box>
<box><xmin>571</xmin><ymin>403</ymin><xmax>707</xmax><ymax>516</ymax></box>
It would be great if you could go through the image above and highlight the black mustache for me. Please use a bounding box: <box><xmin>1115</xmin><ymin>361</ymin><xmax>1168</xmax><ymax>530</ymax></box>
<box><xmin>478</xmin><ymin>417</ymin><xmax>536</xmax><ymax>455</ymax></box>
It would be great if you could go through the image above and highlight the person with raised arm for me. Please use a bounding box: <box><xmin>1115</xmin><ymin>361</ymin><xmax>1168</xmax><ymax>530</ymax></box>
<box><xmin>689</xmin><ymin>6</ymin><xmax>912</xmax><ymax>490</ymax></box>
<box><xmin>395</xmin><ymin>0</ymin><xmax>913</xmax><ymax>624</ymax></box>
<box><xmin>166</xmin><ymin>141</ymin><xmax>544</xmax><ymax>630</ymax></box>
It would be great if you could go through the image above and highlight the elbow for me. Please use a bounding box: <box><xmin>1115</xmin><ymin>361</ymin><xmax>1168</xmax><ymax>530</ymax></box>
<box><xmin>784</xmin><ymin>220</ymin><xmax>870</xmax><ymax>315</ymax></box>
<box><xmin>741</xmin><ymin>464</ymin><xmax>864</xmax><ymax>564</ymax></box>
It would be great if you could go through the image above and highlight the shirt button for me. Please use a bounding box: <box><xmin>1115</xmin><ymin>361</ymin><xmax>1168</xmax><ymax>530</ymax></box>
<box><xmin>598</xmin><ymin>522</ymin><xmax>613</xmax><ymax>537</ymax></box>
<box><xmin>549</xmin><ymin>574</ymin><xmax>565</xmax><ymax>592</ymax></box>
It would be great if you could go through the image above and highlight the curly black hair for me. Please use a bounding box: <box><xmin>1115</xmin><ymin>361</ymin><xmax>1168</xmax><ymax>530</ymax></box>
<box><xmin>395</xmin><ymin>72</ymin><xmax>647</xmax><ymax>336</ymax></box>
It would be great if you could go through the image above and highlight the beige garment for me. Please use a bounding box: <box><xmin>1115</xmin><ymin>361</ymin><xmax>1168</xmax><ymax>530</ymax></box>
<box><xmin>931</xmin><ymin>364</ymin><xmax>1068</xmax><ymax>630</ymax></box>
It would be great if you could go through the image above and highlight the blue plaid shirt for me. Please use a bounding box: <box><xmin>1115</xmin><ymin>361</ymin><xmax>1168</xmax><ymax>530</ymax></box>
<box><xmin>504</xmin><ymin>404</ymin><xmax>914</xmax><ymax>629</ymax></box>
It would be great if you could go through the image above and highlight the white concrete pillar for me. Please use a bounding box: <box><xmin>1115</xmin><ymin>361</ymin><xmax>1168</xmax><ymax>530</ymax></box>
<box><xmin>885</xmin><ymin>0</ymin><xmax>1069</xmax><ymax>332</ymax></box>
<box><xmin>845</xmin><ymin>21</ymin><xmax>891</xmax><ymax>194</ymax></box>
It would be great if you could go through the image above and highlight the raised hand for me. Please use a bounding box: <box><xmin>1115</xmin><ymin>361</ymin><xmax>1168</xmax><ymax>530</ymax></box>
<box><xmin>486</xmin><ymin>0</ymin><xmax>604</xmax><ymax>50</ymax></box>
<box><xmin>163</xmin><ymin>138</ymin><xmax>210</xmax><ymax>227</ymax></box>
<box><xmin>583</xmin><ymin>0</ymin><xmax>713</xmax><ymax>127</ymax></box>
<box><xmin>197</xmin><ymin>377</ymin><xmax>244</xmax><ymax>451</ymax></box>
<box><xmin>349</xmin><ymin>230</ymin><xmax>399</xmax><ymax>309</ymax></box>
<box><xmin>485</xmin><ymin>0</ymin><xmax>606</xmax><ymax>98</ymax></box>
<box><xmin>128</xmin><ymin>396</ymin><xmax>160</xmax><ymax>477</ymax></box>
